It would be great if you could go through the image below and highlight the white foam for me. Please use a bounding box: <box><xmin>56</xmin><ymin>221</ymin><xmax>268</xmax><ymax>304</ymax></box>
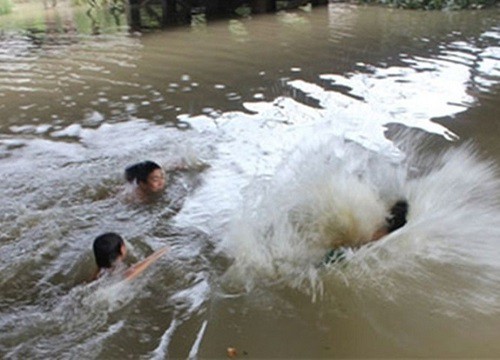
<box><xmin>187</xmin><ymin>320</ymin><xmax>208</xmax><ymax>360</ymax></box>
<box><xmin>150</xmin><ymin>318</ymin><xmax>179</xmax><ymax>360</ymax></box>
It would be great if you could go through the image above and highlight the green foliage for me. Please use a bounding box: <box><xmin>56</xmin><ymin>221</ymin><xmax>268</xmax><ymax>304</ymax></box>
<box><xmin>71</xmin><ymin>0</ymin><xmax>117</xmax><ymax>7</ymax></box>
<box><xmin>361</xmin><ymin>0</ymin><xmax>498</xmax><ymax>9</ymax></box>
<box><xmin>0</xmin><ymin>0</ymin><xmax>12</xmax><ymax>15</ymax></box>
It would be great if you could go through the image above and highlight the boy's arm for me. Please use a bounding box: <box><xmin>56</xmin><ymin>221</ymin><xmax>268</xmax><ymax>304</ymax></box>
<box><xmin>124</xmin><ymin>246</ymin><xmax>169</xmax><ymax>281</ymax></box>
<box><xmin>370</xmin><ymin>226</ymin><xmax>389</xmax><ymax>242</ymax></box>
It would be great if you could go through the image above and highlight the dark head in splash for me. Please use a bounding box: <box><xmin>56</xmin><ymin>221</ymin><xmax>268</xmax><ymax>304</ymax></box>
<box><xmin>93</xmin><ymin>232</ymin><xmax>127</xmax><ymax>269</ymax></box>
<box><xmin>125</xmin><ymin>160</ymin><xmax>166</xmax><ymax>194</ymax></box>
<box><xmin>365</xmin><ymin>199</ymin><xmax>410</xmax><ymax>245</ymax></box>
<box><xmin>386</xmin><ymin>200</ymin><xmax>409</xmax><ymax>233</ymax></box>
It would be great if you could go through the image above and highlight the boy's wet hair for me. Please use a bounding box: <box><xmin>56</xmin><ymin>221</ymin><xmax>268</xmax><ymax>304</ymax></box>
<box><xmin>125</xmin><ymin>161</ymin><xmax>161</xmax><ymax>184</ymax></box>
<box><xmin>93</xmin><ymin>232</ymin><xmax>124</xmax><ymax>269</ymax></box>
<box><xmin>386</xmin><ymin>200</ymin><xmax>409</xmax><ymax>233</ymax></box>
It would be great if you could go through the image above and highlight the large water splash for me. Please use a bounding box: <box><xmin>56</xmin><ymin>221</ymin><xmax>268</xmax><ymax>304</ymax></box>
<box><xmin>218</xmin><ymin>134</ymin><xmax>500</xmax><ymax>323</ymax></box>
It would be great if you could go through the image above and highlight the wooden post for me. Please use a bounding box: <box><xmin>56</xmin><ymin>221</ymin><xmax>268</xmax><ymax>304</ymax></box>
<box><xmin>128</xmin><ymin>0</ymin><xmax>141</xmax><ymax>30</ymax></box>
<box><xmin>267</xmin><ymin>0</ymin><xmax>277</xmax><ymax>11</ymax></box>
<box><xmin>251</xmin><ymin>0</ymin><xmax>277</xmax><ymax>13</ymax></box>
<box><xmin>205</xmin><ymin>0</ymin><xmax>228</xmax><ymax>19</ymax></box>
<box><xmin>164</xmin><ymin>0</ymin><xmax>176</xmax><ymax>24</ymax></box>
<box><xmin>311</xmin><ymin>0</ymin><xmax>329</xmax><ymax>5</ymax></box>
<box><xmin>182</xmin><ymin>0</ymin><xmax>192</xmax><ymax>24</ymax></box>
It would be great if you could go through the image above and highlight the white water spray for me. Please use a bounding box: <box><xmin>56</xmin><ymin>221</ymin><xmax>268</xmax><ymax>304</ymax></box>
<box><xmin>219</xmin><ymin>135</ymin><xmax>500</xmax><ymax>318</ymax></box>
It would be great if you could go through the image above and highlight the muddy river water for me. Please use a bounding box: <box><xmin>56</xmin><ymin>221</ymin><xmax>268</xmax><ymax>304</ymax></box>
<box><xmin>0</xmin><ymin>2</ymin><xmax>500</xmax><ymax>358</ymax></box>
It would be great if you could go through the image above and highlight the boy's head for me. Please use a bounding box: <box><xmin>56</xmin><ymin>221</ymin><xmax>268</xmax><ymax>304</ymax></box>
<box><xmin>93</xmin><ymin>232</ymin><xmax>126</xmax><ymax>269</ymax></box>
<box><xmin>125</xmin><ymin>161</ymin><xmax>165</xmax><ymax>194</ymax></box>
<box><xmin>386</xmin><ymin>200</ymin><xmax>409</xmax><ymax>232</ymax></box>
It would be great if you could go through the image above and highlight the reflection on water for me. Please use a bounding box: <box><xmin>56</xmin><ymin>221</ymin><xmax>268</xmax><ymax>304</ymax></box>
<box><xmin>0</xmin><ymin>3</ymin><xmax>500</xmax><ymax>359</ymax></box>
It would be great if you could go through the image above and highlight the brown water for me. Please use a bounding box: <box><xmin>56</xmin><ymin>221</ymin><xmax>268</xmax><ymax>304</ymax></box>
<box><xmin>1</xmin><ymin>2</ymin><xmax>500</xmax><ymax>359</ymax></box>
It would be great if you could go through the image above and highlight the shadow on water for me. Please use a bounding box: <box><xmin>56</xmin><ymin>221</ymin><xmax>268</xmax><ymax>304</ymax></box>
<box><xmin>1</xmin><ymin>0</ymin><xmax>331</xmax><ymax>41</ymax></box>
<box><xmin>123</xmin><ymin>0</ymin><xmax>330</xmax><ymax>31</ymax></box>
<box><xmin>46</xmin><ymin>0</ymin><xmax>331</xmax><ymax>34</ymax></box>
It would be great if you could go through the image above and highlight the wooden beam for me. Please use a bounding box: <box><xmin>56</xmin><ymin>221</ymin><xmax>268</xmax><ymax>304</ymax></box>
<box><xmin>128</xmin><ymin>0</ymin><xmax>141</xmax><ymax>30</ymax></box>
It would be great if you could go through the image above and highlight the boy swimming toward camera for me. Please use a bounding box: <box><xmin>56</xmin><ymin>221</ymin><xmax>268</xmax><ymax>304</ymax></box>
<box><xmin>124</xmin><ymin>160</ymin><xmax>166</xmax><ymax>201</ymax></box>
<box><xmin>92</xmin><ymin>232</ymin><xmax>169</xmax><ymax>281</ymax></box>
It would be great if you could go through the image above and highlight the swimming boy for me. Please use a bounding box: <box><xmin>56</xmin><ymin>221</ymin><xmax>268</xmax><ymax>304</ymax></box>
<box><xmin>125</xmin><ymin>161</ymin><xmax>166</xmax><ymax>200</ymax></box>
<box><xmin>92</xmin><ymin>232</ymin><xmax>169</xmax><ymax>281</ymax></box>
<box><xmin>370</xmin><ymin>200</ymin><xmax>409</xmax><ymax>241</ymax></box>
<box><xmin>324</xmin><ymin>200</ymin><xmax>409</xmax><ymax>264</ymax></box>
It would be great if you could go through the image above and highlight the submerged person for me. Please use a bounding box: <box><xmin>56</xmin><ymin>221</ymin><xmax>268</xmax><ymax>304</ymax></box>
<box><xmin>370</xmin><ymin>199</ymin><xmax>409</xmax><ymax>241</ymax></box>
<box><xmin>324</xmin><ymin>199</ymin><xmax>409</xmax><ymax>264</ymax></box>
<box><xmin>92</xmin><ymin>232</ymin><xmax>169</xmax><ymax>281</ymax></box>
<box><xmin>124</xmin><ymin>160</ymin><xmax>166</xmax><ymax>202</ymax></box>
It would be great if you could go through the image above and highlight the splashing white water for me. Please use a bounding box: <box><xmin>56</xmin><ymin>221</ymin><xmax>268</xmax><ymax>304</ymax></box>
<box><xmin>218</xmin><ymin>135</ymin><xmax>500</xmax><ymax>318</ymax></box>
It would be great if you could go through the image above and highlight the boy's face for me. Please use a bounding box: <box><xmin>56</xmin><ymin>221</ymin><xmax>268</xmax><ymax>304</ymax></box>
<box><xmin>144</xmin><ymin>168</ymin><xmax>166</xmax><ymax>193</ymax></box>
<box><xmin>120</xmin><ymin>243</ymin><xmax>127</xmax><ymax>259</ymax></box>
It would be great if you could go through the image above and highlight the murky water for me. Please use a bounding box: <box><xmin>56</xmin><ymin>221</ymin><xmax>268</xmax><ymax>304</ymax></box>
<box><xmin>1</xmin><ymin>2</ymin><xmax>500</xmax><ymax>359</ymax></box>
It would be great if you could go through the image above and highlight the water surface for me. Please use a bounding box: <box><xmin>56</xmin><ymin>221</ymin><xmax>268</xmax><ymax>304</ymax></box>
<box><xmin>0</xmin><ymin>3</ymin><xmax>500</xmax><ymax>358</ymax></box>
